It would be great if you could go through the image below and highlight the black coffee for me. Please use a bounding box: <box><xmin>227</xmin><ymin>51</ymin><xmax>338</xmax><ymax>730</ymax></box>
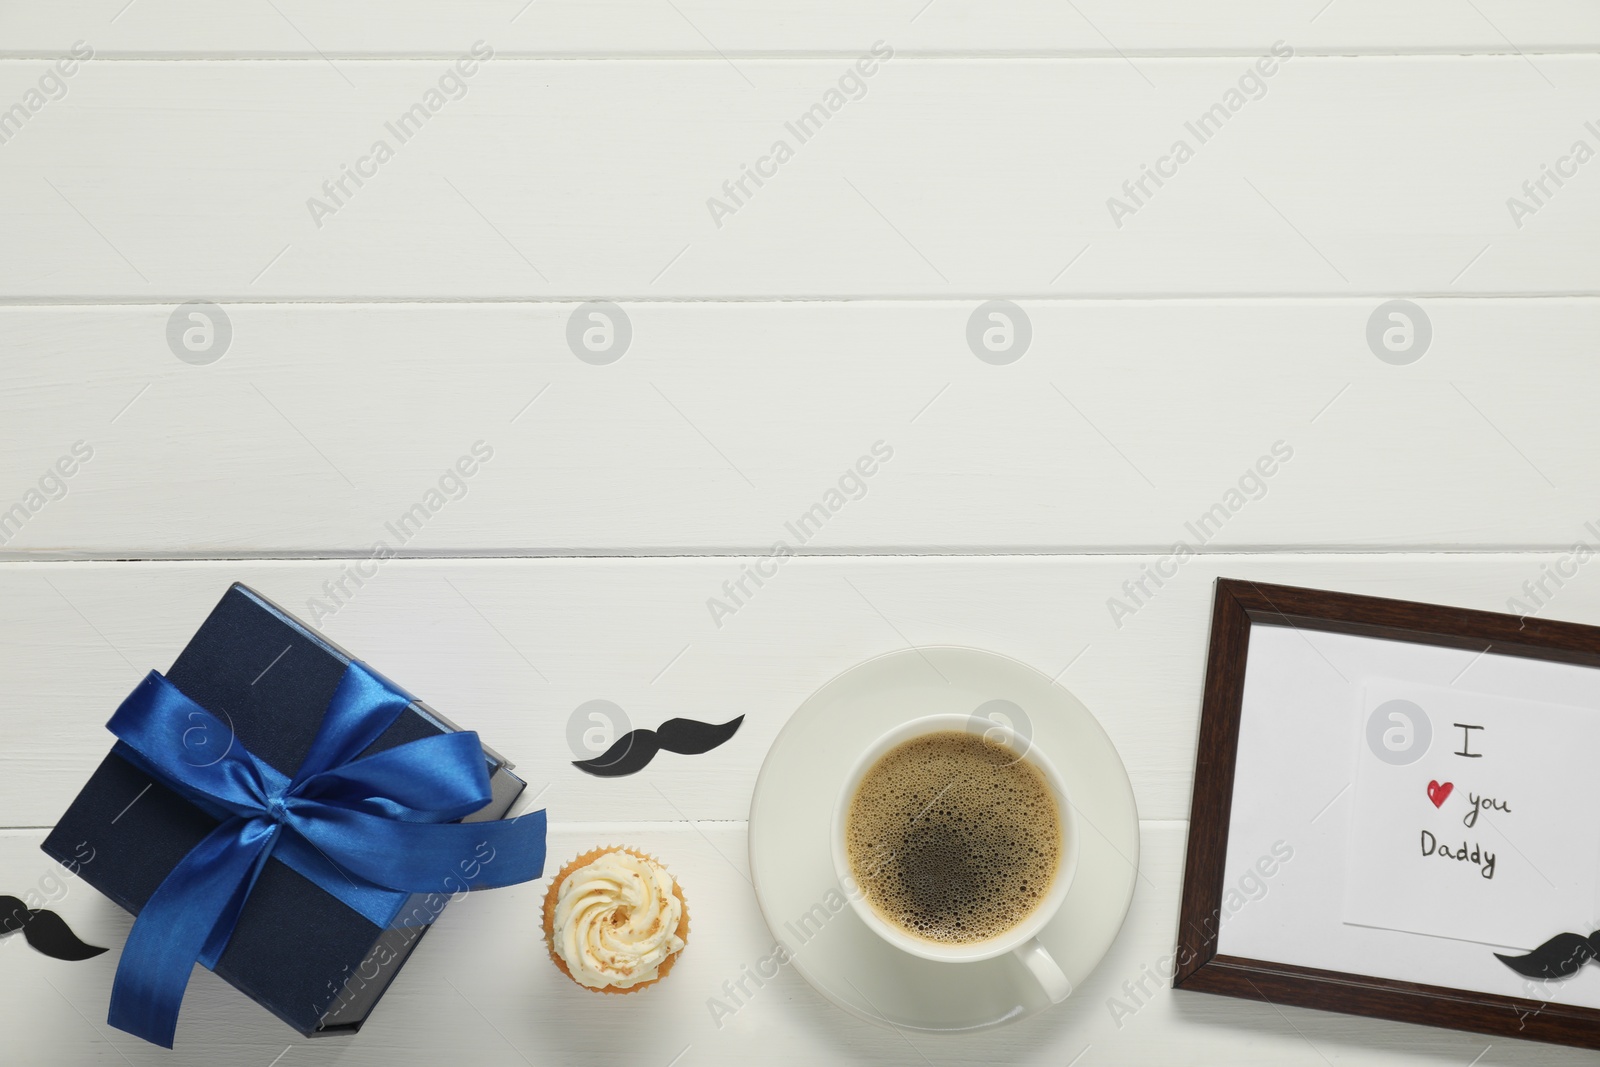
<box><xmin>844</xmin><ymin>730</ymin><xmax>1062</xmax><ymax>945</ymax></box>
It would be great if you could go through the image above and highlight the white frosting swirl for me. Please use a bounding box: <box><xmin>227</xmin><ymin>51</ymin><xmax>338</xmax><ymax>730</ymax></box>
<box><xmin>552</xmin><ymin>851</ymin><xmax>685</xmax><ymax>989</ymax></box>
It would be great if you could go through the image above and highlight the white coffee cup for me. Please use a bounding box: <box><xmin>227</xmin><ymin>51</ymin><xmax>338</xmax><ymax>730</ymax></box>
<box><xmin>829</xmin><ymin>713</ymin><xmax>1077</xmax><ymax>1002</ymax></box>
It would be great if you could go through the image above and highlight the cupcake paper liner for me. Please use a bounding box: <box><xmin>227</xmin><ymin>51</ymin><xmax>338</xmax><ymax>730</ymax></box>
<box><xmin>542</xmin><ymin>846</ymin><xmax>690</xmax><ymax>995</ymax></box>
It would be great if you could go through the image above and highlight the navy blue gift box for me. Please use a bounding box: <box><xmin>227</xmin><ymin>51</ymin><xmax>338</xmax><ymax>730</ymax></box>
<box><xmin>42</xmin><ymin>584</ymin><xmax>526</xmax><ymax>1038</ymax></box>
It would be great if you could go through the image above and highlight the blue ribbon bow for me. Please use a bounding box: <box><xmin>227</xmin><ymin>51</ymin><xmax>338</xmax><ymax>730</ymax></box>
<box><xmin>103</xmin><ymin>663</ymin><xmax>547</xmax><ymax>1048</ymax></box>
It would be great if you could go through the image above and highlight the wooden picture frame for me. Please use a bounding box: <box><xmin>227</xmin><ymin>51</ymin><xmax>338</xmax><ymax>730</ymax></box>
<box><xmin>1175</xmin><ymin>578</ymin><xmax>1600</xmax><ymax>1050</ymax></box>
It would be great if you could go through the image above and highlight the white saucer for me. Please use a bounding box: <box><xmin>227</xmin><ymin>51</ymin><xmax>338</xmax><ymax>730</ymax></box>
<box><xmin>747</xmin><ymin>646</ymin><xmax>1140</xmax><ymax>1033</ymax></box>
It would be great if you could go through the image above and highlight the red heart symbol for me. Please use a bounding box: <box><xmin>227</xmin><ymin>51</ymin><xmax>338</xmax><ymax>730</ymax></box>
<box><xmin>1428</xmin><ymin>780</ymin><xmax>1453</xmax><ymax>808</ymax></box>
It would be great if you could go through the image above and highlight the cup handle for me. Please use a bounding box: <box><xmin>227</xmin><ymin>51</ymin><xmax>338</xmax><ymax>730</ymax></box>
<box><xmin>1013</xmin><ymin>937</ymin><xmax>1072</xmax><ymax>1003</ymax></box>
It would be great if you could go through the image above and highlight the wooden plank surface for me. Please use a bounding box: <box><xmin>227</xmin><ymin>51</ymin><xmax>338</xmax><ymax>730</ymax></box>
<box><xmin>5</xmin><ymin>6</ymin><xmax>1599</xmax><ymax>1064</ymax></box>
<box><xmin>8</xmin><ymin>555</ymin><xmax>1600</xmax><ymax>829</ymax></box>
<box><xmin>3</xmin><ymin>2</ymin><xmax>1599</xmax><ymax>57</ymax></box>
<box><xmin>1</xmin><ymin>300</ymin><xmax>1596</xmax><ymax>557</ymax></box>
<box><xmin>6</xmin><ymin>820</ymin><xmax>1591</xmax><ymax>1066</ymax></box>
<box><xmin>0</xmin><ymin>57</ymin><xmax>1595</xmax><ymax>300</ymax></box>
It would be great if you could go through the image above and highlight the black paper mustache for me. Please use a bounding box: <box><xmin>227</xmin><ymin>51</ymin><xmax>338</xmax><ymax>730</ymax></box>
<box><xmin>0</xmin><ymin>896</ymin><xmax>107</xmax><ymax>962</ymax></box>
<box><xmin>1495</xmin><ymin>930</ymin><xmax>1600</xmax><ymax>980</ymax></box>
<box><xmin>572</xmin><ymin>715</ymin><xmax>743</xmax><ymax>777</ymax></box>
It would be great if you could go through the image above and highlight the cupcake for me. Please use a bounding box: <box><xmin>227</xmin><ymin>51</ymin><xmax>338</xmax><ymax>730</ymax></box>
<box><xmin>543</xmin><ymin>847</ymin><xmax>689</xmax><ymax>993</ymax></box>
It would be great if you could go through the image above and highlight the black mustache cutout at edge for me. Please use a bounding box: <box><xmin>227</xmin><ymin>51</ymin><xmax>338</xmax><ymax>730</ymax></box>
<box><xmin>1495</xmin><ymin>930</ymin><xmax>1600</xmax><ymax>980</ymax></box>
<box><xmin>573</xmin><ymin>716</ymin><xmax>744</xmax><ymax>777</ymax></box>
<box><xmin>0</xmin><ymin>896</ymin><xmax>108</xmax><ymax>961</ymax></box>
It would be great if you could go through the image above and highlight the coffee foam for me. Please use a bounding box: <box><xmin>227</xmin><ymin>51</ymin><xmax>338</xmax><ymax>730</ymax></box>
<box><xmin>845</xmin><ymin>730</ymin><xmax>1061</xmax><ymax>946</ymax></box>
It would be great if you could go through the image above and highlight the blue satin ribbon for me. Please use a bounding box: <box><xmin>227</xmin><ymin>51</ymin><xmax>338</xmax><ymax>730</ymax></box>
<box><xmin>102</xmin><ymin>663</ymin><xmax>547</xmax><ymax>1048</ymax></box>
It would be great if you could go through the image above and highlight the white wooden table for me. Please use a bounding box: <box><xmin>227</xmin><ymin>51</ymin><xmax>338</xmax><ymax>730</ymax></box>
<box><xmin>3</xmin><ymin>3</ymin><xmax>1599</xmax><ymax>1064</ymax></box>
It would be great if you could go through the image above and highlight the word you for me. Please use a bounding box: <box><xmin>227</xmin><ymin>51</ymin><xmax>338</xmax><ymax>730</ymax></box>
<box><xmin>1506</xmin><ymin>521</ymin><xmax>1600</xmax><ymax>617</ymax></box>
<box><xmin>1506</xmin><ymin>120</ymin><xmax>1600</xmax><ymax>229</ymax></box>
<box><xmin>1108</xmin><ymin>839</ymin><xmax>1293</xmax><ymax>1028</ymax></box>
<box><xmin>707</xmin><ymin>440</ymin><xmax>895</xmax><ymax>628</ymax></box>
<box><xmin>0</xmin><ymin>441</ymin><xmax>94</xmax><ymax>547</ymax></box>
<box><xmin>306</xmin><ymin>440</ymin><xmax>495</xmax><ymax>627</ymax></box>
<box><xmin>307</xmin><ymin>40</ymin><xmax>494</xmax><ymax>228</ymax></box>
<box><xmin>0</xmin><ymin>40</ymin><xmax>93</xmax><ymax>147</ymax></box>
<box><xmin>1107</xmin><ymin>41</ymin><xmax>1293</xmax><ymax>228</ymax></box>
<box><xmin>1107</xmin><ymin>440</ymin><xmax>1294</xmax><ymax>629</ymax></box>
<box><xmin>707</xmin><ymin>41</ymin><xmax>894</xmax><ymax>229</ymax></box>
<box><xmin>1463</xmin><ymin>791</ymin><xmax>1510</xmax><ymax>828</ymax></box>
